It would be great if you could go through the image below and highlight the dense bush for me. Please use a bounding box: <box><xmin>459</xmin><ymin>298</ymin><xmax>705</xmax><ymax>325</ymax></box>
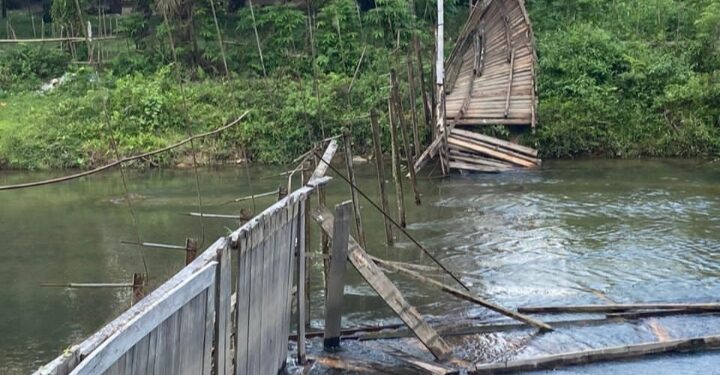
<box><xmin>0</xmin><ymin>45</ymin><xmax>71</xmax><ymax>91</ymax></box>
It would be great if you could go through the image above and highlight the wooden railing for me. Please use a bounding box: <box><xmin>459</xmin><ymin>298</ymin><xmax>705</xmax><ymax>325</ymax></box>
<box><xmin>35</xmin><ymin>150</ymin><xmax>333</xmax><ymax>375</ymax></box>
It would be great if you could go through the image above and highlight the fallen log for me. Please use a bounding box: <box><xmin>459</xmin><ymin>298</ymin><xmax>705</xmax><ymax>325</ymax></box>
<box><xmin>472</xmin><ymin>334</ymin><xmax>720</xmax><ymax>373</ymax></box>
<box><xmin>518</xmin><ymin>303</ymin><xmax>720</xmax><ymax>314</ymax></box>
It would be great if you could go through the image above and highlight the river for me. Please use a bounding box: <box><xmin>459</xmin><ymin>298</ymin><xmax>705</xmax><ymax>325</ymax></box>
<box><xmin>2</xmin><ymin>159</ymin><xmax>719</xmax><ymax>374</ymax></box>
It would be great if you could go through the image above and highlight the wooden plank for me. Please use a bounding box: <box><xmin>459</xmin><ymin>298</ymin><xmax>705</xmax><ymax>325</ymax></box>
<box><xmin>449</xmin><ymin>149</ymin><xmax>515</xmax><ymax>169</ymax></box>
<box><xmin>308</xmin><ymin>140</ymin><xmax>338</xmax><ymax>184</ymax></box>
<box><xmin>128</xmin><ymin>334</ymin><xmax>150</xmax><ymax>374</ymax></box>
<box><xmin>451</xmin><ymin>128</ymin><xmax>537</xmax><ymax>157</ymax></box>
<box><xmin>296</xmin><ymin>200</ymin><xmax>308</xmax><ymax>364</ymax></box>
<box><xmin>504</xmin><ymin>49</ymin><xmax>515</xmax><ymax>118</ymax></box>
<box><xmin>518</xmin><ymin>303</ymin><xmax>720</xmax><ymax>314</ymax></box>
<box><xmin>473</xmin><ymin>334</ymin><xmax>720</xmax><ymax>373</ymax></box>
<box><xmin>235</xmin><ymin>231</ymin><xmax>251</xmax><ymax>375</ymax></box>
<box><xmin>448</xmin><ymin>136</ymin><xmax>536</xmax><ymax>168</ymax></box>
<box><xmin>203</xmin><ymin>283</ymin><xmax>216</xmax><ymax>375</ymax></box>
<box><xmin>246</xmin><ymin>220</ymin><xmax>263</xmax><ymax>375</ymax></box>
<box><xmin>70</xmin><ymin>263</ymin><xmax>217</xmax><ymax>375</ymax></box>
<box><xmin>450</xmin><ymin>132</ymin><xmax>539</xmax><ymax>164</ymax></box>
<box><xmin>449</xmin><ymin>160</ymin><xmax>506</xmax><ymax>173</ymax></box>
<box><xmin>177</xmin><ymin>292</ymin><xmax>206</xmax><ymax>375</ymax></box>
<box><xmin>312</xmin><ymin>208</ymin><xmax>452</xmax><ymax>360</ymax></box>
<box><xmin>370</xmin><ymin>110</ymin><xmax>394</xmax><ymax>245</ymax></box>
<box><xmin>259</xmin><ymin>216</ymin><xmax>274</xmax><ymax>375</ymax></box>
<box><xmin>342</xmin><ymin>131</ymin><xmax>366</xmax><ymax>248</ymax></box>
<box><xmin>323</xmin><ymin>201</ymin><xmax>352</xmax><ymax>350</ymax></box>
<box><xmin>215</xmin><ymin>243</ymin><xmax>232</xmax><ymax>375</ymax></box>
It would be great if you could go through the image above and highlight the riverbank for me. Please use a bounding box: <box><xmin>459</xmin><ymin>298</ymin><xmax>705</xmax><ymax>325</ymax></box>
<box><xmin>0</xmin><ymin>0</ymin><xmax>718</xmax><ymax>170</ymax></box>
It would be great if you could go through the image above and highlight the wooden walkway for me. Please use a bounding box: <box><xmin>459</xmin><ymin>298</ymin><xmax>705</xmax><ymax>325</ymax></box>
<box><xmin>415</xmin><ymin>0</ymin><xmax>541</xmax><ymax>174</ymax></box>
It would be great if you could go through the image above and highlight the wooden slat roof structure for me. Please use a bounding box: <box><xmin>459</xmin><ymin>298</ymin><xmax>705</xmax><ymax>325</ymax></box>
<box><xmin>444</xmin><ymin>0</ymin><xmax>537</xmax><ymax>127</ymax></box>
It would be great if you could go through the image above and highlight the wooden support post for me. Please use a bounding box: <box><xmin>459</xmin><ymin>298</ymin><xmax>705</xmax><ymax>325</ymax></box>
<box><xmin>131</xmin><ymin>273</ymin><xmax>145</xmax><ymax>306</ymax></box>
<box><xmin>436</xmin><ymin>0</ymin><xmax>449</xmax><ymax>175</ymax></box>
<box><xmin>312</xmin><ymin>208</ymin><xmax>452</xmax><ymax>360</ymax></box>
<box><xmin>277</xmin><ymin>185</ymin><xmax>288</xmax><ymax>200</ymax></box>
<box><xmin>388</xmin><ymin>96</ymin><xmax>407</xmax><ymax>227</ymax></box>
<box><xmin>342</xmin><ymin>130</ymin><xmax>366</xmax><ymax>248</ymax></box>
<box><xmin>323</xmin><ymin>201</ymin><xmax>351</xmax><ymax>351</ymax></box>
<box><xmin>391</xmin><ymin>69</ymin><xmax>422</xmax><ymax>206</ymax></box>
<box><xmin>406</xmin><ymin>49</ymin><xmax>422</xmax><ymax>156</ymax></box>
<box><xmin>296</xmin><ymin>199</ymin><xmax>308</xmax><ymax>365</ymax></box>
<box><xmin>185</xmin><ymin>238</ymin><xmax>198</xmax><ymax>265</ymax></box>
<box><xmin>370</xmin><ymin>110</ymin><xmax>394</xmax><ymax>245</ymax></box>
<box><xmin>318</xmin><ymin>184</ymin><xmax>329</xmax><ymax>286</ymax></box>
<box><xmin>302</xmin><ymin>169</ymin><xmax>312</xmax><ymax>328</ymax></box>
<box><xmin>413</xmin><ymin>34</ymin><xmax>433</xmax><ymax>134</ymax></box>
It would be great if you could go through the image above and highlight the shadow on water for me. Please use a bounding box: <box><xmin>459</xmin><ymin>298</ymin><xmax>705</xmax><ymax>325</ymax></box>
<box><xmin>2</xmin><ymin>158</ymin><xmax>720</xmax><ymax>373</ymax></box>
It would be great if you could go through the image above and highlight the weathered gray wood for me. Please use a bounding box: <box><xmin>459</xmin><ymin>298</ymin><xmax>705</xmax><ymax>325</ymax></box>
<box><xmin>247</xmin><ymin>219</ymin><xmax>263</xmax><ymax>375</ymax></box>
<box><xmin>308</xmin><ymin>139</ymin><xmax>338</xmax><ymax>184</ymax></box>
<box><xmin>312</xmin><ymin>208</ymin><xmax>452</xmax><ymax>360</ymax></box>
<box><xmin>451</xmin><ymin>128</ymin><xmax>537</xmax><ymax>156</ymax></box>
<box><xmin>215</xmin><ymin>243</ymin><xmax>232</xmax><ymax>375</ymax></box>
<box><xmin>235</xmin><ymin>231</ymin><xmax>251</xmax><ymax>375</ymax></box>
<box><xmin>388</xmin><ymin>96</ymin><xmax>407</xmax><ymax>227</ymax></box>
<box><xmin>70</xmin><ymin>263</ymin><xmax>217</xmax><ymax>375</ymax></box>
<box><xmin>176</xmin><ymin>292</ymin><xmax>206</xmax><ymax>375</ymax></box>
<box><xmin>203</xmin><ymin>284</ymin><xmax>216</xmax><ymax>375</ymax></box>
<box><xmin>297</xmin><ymin>199</ymin><xmax>308</xmax><ymax>364</ymax></box>
<box><xmin>323</xmin><ymin>201</ymin><xmax>352</xmax><ymax>350</ymax></box>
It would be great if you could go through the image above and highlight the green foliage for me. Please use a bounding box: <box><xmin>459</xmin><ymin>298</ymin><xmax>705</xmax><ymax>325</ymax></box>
<box><xmin>0</xmin><ymin>45</ymin><xmax>71</xmax><ymax>91</ymax></box>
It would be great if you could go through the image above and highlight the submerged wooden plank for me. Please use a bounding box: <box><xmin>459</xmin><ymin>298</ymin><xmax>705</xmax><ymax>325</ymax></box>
<box><xmin>448</xmin><ymin>136</ymin><xmax>536</xmax><ymax>168</ymax></box>
<box><xmin>312</xmin><ymin>208</ymin><xmax>452</xmax><ymax>360</ymax></box>
<box><xmin>473</xmin><ymin>334</ymin><xmax>720</xmax><ymax>373</ymax></box>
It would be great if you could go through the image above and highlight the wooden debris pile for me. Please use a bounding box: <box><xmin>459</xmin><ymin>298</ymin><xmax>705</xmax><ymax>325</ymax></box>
<box><xmin>447</xmin><ymin>128</ymin><xmax>540</xmax><ymax>172</ymax></box>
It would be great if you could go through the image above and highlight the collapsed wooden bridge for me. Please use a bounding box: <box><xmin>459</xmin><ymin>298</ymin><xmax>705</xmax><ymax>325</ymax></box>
<box><xmin>416</xmin><ymin>0</ymin><xmax>541</xmax><ymax>174</ymax></box>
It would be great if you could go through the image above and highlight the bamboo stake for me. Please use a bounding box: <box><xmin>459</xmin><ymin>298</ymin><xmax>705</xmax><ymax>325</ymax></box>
<box><xmin>413</xmin><ymin>34</ymin><xmax>432</xmax><ymax>134</ymax></box>
<box><xmin>473</xmin><ymin>334</ymin><xmax>720</xmax><ymax>373</ymax></box>
<box><xmin>390</xmin><ymin>69</ymin><xmax>421</xmax><ymax>206</ymax></box>
<box><xmin>248</xmin><ymin>0</ymin><xmax>267</xmax><ymax>78</ymax></box>
<box><xmin>208</xmin><ymin>0</ymin><xmax>229</xmax><ymax>76</ymax></box>
<box><xmin>388</xmin><ymin>97</ymin><xmax>407</xmax><ymax>227</ymax></box>
<box><xmin>342</xmin><ymin>130</ymin><xmax>367</xmax><ymax>248</ymax></box>
<box><xmin>406</xmin><ymin>49</ymin><xmax>422</xmax><ymax>156</ymax></box>
<box><xmin>370</xmin><ymin>110</ymin><xmax>394</xmax><ymax>245</ymax></box>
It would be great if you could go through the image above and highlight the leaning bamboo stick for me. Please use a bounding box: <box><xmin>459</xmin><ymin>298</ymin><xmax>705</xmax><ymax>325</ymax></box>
<box><xmin>388</xmin><ymin>97</ymin><xmax>407</xmax><ymax>227</ymax></box>
<box><xmin>371</xmin><ymin>256</ymin><xmax>552</xmax><ymax>332</ymax></box>
<box><xmin>370</xmin><ymin>110</ymin><xmax>394</xmax><ymax>245</ymax></box>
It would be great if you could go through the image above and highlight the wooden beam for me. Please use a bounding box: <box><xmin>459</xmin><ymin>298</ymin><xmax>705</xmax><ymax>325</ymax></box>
<box><xmin>308</xmin><ymin>139</ymin><xmax>338</xmax><ymax>184</ymax></box>
<box><xmin>504</xmin><ymin>49</ymin><xmax>515</xmax><ymax>118</ymax></box>
<box><xmin>312</xmin><ymin>208</ymin><xmax>452</xmax><ymax>360</ymax></box>
<box><xmin>518</xmin><ymin>303</ymin><xmax>720</xmax><ymax>314</ymax></box>
<box><xmin>323</xmin><ymin>202</ymin><xmax>352</xmax><ymax>350</ymax></box>
<box><xmin>370</xmin><ymin>256</ymin><xmax>552</xmax><ymax>332</ymax></box>
<box><xmin>451</xmin><ymin>128</ymin><xmax>537</xmax><ymax>157</ymax></box>
<box><xmin>473</xmin><ymin>334</ymin><xmax>720</xmax><ymax>374</ymax></box>
<box><xmin>448</xmin><ymin>136</ymin><xmax>536</xmax><ymax>168</ymax></box>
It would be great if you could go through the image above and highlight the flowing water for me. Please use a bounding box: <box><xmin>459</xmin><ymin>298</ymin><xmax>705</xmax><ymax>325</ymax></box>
<box><xmin>2</xmin><ymin>159</ymin><xmax>720</xmax><ymax>374</ymax></box>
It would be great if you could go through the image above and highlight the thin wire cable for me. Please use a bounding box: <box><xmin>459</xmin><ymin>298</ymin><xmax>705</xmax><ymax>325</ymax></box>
<box><xmin>311</xmin><ymin>151</ymin><xmax>470</xmax><ymax>291</ymax></box>
<box><xmin>160</xmin><ymin>11</ymin><xmax>207</xmax><ymax>247</ymax></box>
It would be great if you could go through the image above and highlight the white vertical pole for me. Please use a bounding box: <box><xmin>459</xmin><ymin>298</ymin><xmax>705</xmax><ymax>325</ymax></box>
<box><xmin>436</xmin><ymin>0</ymin><xmax>448</xmax><ymax>175</ymax></box>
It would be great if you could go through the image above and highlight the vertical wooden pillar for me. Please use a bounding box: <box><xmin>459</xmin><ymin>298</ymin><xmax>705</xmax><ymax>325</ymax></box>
<box><xmin>342</xmin><ymin>130</ymin><xmax>366</xmax><ymax>248</ymax></box>
<box><xmin>407</xmin><ymin>49</ymin><xmax>422</xmax><ymax>156</ymax></box>
<box><xmin>370</xmin><ymin>110</ymin><xmax>394</xmax><ymax>245</ymax></box>
<box><xmin>185</xmin><ymin>238</ymin><xmax>198</xmax><ymax>265</ymax></box>
<box><xmin>323</xmin><ymin>201</ymin><xmax>351</xmax><ymax>351</ymax></box>
<box><xmin>131</xmin><ymin>273</ymin><xmax>145</xmax><ymax>306</ymax></box>
<box><xmin>414</xmin><ymin>34</ymin><xmax>433</xmax><ymax>134</ymax></box>
<box><xmin>296</xmin><ymin>199</ymin><xmax>307</xmax><ymax>365</ymax></box>
<box><xmin>388</xmin><ymin>95</ymin><xmax>407</xmax><ymax>228</ymax></box>
<box><xmin>318</xmin><ymin>185</ymin><xmax>329</xmax><ymax>287</ymax></box>
<box><xmin>436</xmin><ymin>0</ymin><xmax>449</xmax><ymax>176</ymax></box>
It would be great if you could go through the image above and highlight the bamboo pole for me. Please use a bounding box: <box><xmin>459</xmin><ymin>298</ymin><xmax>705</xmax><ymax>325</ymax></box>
<box><xmin>473</xmin><ymin>334</ymin><xmax>720</xmax><ymax>373</ymax></box>
<box><xmin>406</xmin><ymin>49</ymin><xmax>422</xmax><ymax>156</ymax></box>
<box><xmin>413</xmin><ymin>34</ymin><xmax>432</xmax><ymax>134</ymax></box>
<box><xmin>388</xmin><ymin>97</ymin><xmax>407</xmax><ymax>227</ymax></box>
<box><xmin>390</xmin><ymin>69</ymin><xmax>421</xmax><ymax>206</ymax></box>
<box><xmin>342</xmin><ymin>130</ymin><xmax>367</xmax><ymax>248</ymax></box>
<box><xmin>519</xmin><ymin>303</ymin><xmax>720</xmax><ymax>314</ymax></box>
<box><xmin>371</xmin><ymin>256</ymin><xmax>552</xmax><ymax>332</ymax></box>
<box><xmin>370</xmin><ymin>110</ymin><xmax>394</xmax><ymax>245</ymax></box>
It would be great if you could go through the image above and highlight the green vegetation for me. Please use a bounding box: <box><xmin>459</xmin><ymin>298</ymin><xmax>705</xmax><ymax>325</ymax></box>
<box><xmin>0</xmin><ymin>0</ymin><xmax>718</xmax><ymax>169</ymax></box>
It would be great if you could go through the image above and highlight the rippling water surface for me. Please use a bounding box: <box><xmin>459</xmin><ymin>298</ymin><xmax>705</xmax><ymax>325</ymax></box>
<box><xmin>2</xmin><ymin>159</ymin><xmax>719</xmax><ymax>373</ymax></box>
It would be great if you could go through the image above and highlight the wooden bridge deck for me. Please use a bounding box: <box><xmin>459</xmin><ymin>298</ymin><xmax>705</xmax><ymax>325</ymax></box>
<box><xmin>445</xmin><ymin>0</ymin><xmax>537</xmax><ymax>127</ymax></box>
